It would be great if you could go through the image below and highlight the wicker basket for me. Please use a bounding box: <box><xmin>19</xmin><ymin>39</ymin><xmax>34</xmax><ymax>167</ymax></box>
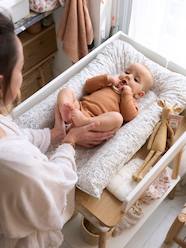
<box><xmin>80</xmin><ymin>218</ymin><xmax>113</xmax><ymax>246</ymax></box>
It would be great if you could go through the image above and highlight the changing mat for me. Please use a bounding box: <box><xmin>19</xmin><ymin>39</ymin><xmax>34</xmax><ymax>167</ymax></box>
<box><xmin>14</xmin><ymin>39</ymin><xmax>186</xmax><ymax>198</ymax></box>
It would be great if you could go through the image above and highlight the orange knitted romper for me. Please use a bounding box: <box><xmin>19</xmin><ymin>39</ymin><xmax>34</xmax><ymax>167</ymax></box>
<box><xmin>79</xmin><ymin>75</ymin><xmax>139</xmax><ymax>122</ymax></box>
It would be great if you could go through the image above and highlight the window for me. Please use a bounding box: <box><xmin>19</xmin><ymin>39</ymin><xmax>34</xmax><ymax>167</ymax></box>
<box><xmin>128</xmin><ymin>0</ymin><xmax>186</xmax><ymax>68</ymax></box>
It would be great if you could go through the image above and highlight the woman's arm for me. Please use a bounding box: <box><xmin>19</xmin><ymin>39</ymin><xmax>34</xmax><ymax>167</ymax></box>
<box><xmin>22</xmin><ymin>128</ymin><xmax>51</xmax><ymax>153</ymax></box>
<box><xmin>0</xmin><ymin>121</ymin><xmax>114</xmax><ymax>238</ymax></box>
<box><xmin>0</xmin><ymin>139</ymin><xmax>77</xmax><ymax>240</ymax></box>
<box><xmin>0</xmin><ymin>111</ymin><xmax>115</xmax><ymax>247</ymax></box>
<box><xmin>22</xmin><ymin>106</ymin><xmax>66</xmax><ymax>153</ymax></box>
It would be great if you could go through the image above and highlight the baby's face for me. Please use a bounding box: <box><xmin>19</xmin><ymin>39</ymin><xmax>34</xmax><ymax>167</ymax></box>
<box><xmin>118</xmin><ymin>63</ymin><xmax>153</xmax><ymax>95</ymax></box>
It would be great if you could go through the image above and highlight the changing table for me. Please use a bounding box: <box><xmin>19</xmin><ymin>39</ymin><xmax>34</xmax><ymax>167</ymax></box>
<box><xmin>12</xmin><ymin>31</ymin><xmax>186</xmax><ymax>248</ymax></box>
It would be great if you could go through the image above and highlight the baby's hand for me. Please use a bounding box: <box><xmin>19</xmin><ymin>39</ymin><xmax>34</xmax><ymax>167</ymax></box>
<box><xmin>122</xmin><ymin>85</ymin><xmax>133</xmax><ymax>95</ymax></box>
<box><xmin>107</xmin><ymin>75</ymin><xmax>120</xmax><ymax>86</ymax></box>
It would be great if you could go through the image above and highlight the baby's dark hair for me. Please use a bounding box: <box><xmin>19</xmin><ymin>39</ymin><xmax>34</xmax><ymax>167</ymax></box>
<box><xmin>0</xmin><ymin>12</ymin><xmax>17</xmax><ymax>100</ymax></box>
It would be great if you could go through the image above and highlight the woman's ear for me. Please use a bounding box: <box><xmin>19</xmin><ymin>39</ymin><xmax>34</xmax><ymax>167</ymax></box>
<box><xmin>0</xmin><ymin>75</ymin><xmax>4</xmax><ymax>98</ymax></box>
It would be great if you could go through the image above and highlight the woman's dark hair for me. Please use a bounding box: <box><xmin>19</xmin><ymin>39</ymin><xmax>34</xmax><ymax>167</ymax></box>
<box><xmin>0</xmin><ymin>12</ymin><xmax>17</xmax><ymax>101</ymax></box>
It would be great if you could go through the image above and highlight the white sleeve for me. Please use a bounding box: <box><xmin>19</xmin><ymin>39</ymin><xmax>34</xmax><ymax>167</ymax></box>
<box><xmin>0</xmin><ymin>142</ymin><xmax>77</xmax><ymax>243</ymax></box>
<box><xmin>22</xmin><ymin>128</ymin><xmax>51</xmax><ymax>153</ymax></box>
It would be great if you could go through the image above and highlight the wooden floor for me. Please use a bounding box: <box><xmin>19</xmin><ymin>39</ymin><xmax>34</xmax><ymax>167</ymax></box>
<box><xmin>61</xmin><ymin>181</ymin><xmax>186</xmax><ymax>248</ymax></box>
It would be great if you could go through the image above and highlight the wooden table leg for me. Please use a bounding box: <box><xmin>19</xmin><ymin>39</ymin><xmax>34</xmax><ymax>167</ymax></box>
<box><xmin>164</xmin><ymin>217</ymin><xmax>183</xmax><ymax>245</ymax></box>
<box><xmin>168</xmin><ymin>186</ymin><xmax>177</xmax><ymax>200</ymax></box>
<box><xmin>174</xmin><ymin>237</ymin><xmax>186</xmax><ymax>247</ymax></box>
<box><xmin>172</xmin><ymin>151</ymin><xmax>182</xmax><ymax>180</ymax></box>
<box><xmin>98</xmin><ymin>231</ymin><xmax>107</xmax><ymax>248</ymax></box>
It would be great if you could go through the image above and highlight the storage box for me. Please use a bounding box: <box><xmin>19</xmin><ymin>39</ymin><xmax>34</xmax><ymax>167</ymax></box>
<box><xmin>0</xmin><ymin>0</ymin><xmax>29</xmax><ymax>23</ymax></box>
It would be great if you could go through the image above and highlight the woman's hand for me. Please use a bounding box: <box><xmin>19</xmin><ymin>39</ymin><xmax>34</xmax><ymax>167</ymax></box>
<box><xmin>63</xmin><ymin>122</ymin><xmax>115</xmax><ymax>148</ymax></box>
<box><xmin>51</xmin><ymin>105</ymin><xmax>66</xmax><ymax>145</ymax></box>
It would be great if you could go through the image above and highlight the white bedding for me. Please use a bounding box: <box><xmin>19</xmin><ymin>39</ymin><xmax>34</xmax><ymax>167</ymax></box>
<box><xmin>14</xmin><ymin>39</ymin><xmax>186</xmax><ymax>198</ymax></box>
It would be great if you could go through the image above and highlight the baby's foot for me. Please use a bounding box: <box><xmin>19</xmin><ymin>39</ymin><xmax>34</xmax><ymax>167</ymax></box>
<box><xmin>61</xmin><ymin>103</ymin><xmax>74</xmax><ymax>123</ymax></box>
<box><xmin>71</xmin><ymin>109</ymin><xmax>90</xmax><ymax>127</ymax></box>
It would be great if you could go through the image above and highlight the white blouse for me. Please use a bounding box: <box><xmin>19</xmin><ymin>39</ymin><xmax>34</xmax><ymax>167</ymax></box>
<box><xmin>0</xmin><ymin>115</ymin><xmax>77</xmax><ymax>248</ymax></box>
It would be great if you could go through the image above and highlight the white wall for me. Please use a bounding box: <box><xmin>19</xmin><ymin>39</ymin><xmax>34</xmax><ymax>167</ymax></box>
<box><xmin>53</xmin><ymin>7</ymin><xmax>73</xmax><ymax>76</ymax></box>
<box><xmin>119</xmin><ymin>0</ymin><xmax>133</xmax><ymax>34</ymax></box>
<box><xmin>88</xmin><ymin>0</ymin><xmax>101</xmax><ymax>46</ymax></box>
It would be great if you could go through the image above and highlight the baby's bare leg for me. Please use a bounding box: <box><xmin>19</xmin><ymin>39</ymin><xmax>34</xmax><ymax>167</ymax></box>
<box><xmin>57</xmin><ymin>88</ymin><xmax>79</xmax><ymax>123</ymax></box>
<box><xmin>72</xmin><ymin>110</ymin><xmax>123</xmax><ymax>132</ymax></box>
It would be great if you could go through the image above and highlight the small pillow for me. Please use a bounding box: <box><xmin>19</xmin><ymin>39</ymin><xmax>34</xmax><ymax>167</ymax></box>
<box><xmin>107</xmin><ymin>158</ymin><xmax>143</xmax><ymax>202</ymax></box>
<box><xmin>107</xmin><ymin>157</ymin><xmax>172</xmax><ymax>203</ymax></box>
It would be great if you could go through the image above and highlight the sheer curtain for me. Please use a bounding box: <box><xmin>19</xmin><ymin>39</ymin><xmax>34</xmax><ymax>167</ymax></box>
<box><xmin>129</xmin><ymin>0</ymin><xmax>186</xmax><ymax>68</ymax></box>
<box><xmin>100</xmin><ymin>0</ymin><xmax>120</xmax><ymax>41</ymax></box>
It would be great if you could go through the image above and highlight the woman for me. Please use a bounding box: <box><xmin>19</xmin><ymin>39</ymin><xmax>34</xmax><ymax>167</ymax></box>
<box><xmin>0</xmin><ymin>12</ymin><xmax>113</xmax><ymax>247</ymax></box>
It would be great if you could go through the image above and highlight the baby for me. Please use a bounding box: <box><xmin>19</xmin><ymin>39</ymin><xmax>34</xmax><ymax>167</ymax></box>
<box><xmin>57</xmin><ymin>63</ymin><xmax>154</xmax><ymax>132</ymax></box>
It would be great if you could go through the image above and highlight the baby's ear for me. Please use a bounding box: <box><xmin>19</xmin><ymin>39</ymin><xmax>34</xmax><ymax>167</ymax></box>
<box><xmin>138</xmin><ymin>91</ymin><xmax>145</xmax><ymax>98</ymax></box>
<box><xmin>0</xmin><ymin>75</ymin><xmax>3</xmax><ymax>84</ymax></box>
<box><xmin>134</xmin><ymin>91</ymin><xmax>145</xmax><ymax>99</ymax></box>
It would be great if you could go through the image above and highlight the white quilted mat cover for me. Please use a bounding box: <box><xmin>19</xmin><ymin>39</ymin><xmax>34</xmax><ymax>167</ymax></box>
<box><xmin>14</xmin><ymin>39</ymin><xmax>186</xmax><ymax>198</ymax></box>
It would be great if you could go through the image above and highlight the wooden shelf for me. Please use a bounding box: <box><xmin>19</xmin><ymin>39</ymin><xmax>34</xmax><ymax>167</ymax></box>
<box><xmin>65</xmin><ymin>170</ymin><xmax>180</xmax><ymax>248</ymax></box>
<box><xmin>114</xmin><ymin>168</ymin><xmax>180</xmax><ymax>248</ymax></box>
<box><xmin>17</xmin><ymin>17</ymin><xmax>57</xmax><ymax>101</ymax></box>
<box><xmin>14</xmin><ymin>10</ymin><xmax>54</xmax><ymax>35</ymax></box>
